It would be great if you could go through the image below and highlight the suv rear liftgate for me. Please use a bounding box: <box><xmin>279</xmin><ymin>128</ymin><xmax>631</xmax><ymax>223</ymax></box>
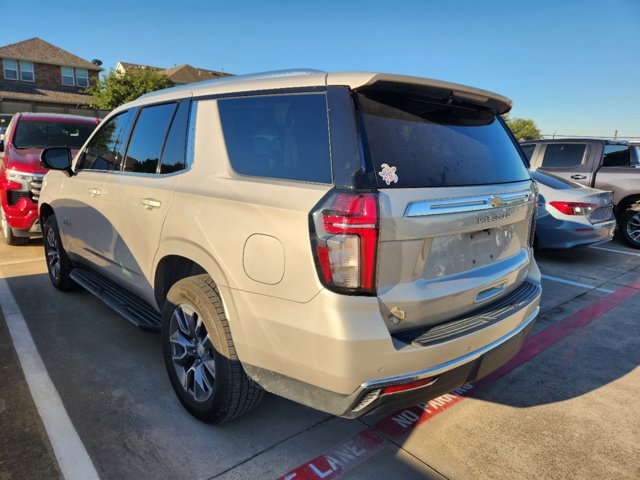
<box><xmin>330</xmin><ymin>81</ymin><xmax>540</xmax><ymax>415</ymax></box>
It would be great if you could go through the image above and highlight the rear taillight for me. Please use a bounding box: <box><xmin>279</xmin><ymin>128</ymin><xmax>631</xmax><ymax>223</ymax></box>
<box><xmin>549</xmin><ymin>201</ymin><xmax>598</xmax><ymax>216</ymax></box>
<box><xmin>310</xmin><ymin>190</ymin><xmax>379</xmax><ymax>295</ymax></box>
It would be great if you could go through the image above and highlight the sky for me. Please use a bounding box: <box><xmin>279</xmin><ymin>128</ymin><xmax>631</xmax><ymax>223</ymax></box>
<box><xmin>2</xmin><ymin>0</ymin><xmax>639</xmax><ymax>137</ymax></box>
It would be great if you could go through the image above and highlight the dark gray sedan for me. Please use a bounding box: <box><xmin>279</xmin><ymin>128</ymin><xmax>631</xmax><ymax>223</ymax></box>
<box><xmin>533</xmin><ymin>170</ymin><xmax>616</xmax><ymax>249</ymax></box>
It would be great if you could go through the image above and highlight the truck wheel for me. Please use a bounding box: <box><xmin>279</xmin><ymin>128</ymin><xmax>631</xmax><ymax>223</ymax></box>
<box><xmin>621</xmin><ymin>209</ymin><xmax>640</xmax><ymax>249</ymax></box>
<box><xmin>42</xmin><ymin>215</ymin><xmax>75</xmax><ymax>290</ymax></box>
<box><xmin>162</xmin><ymin>275</ymin><xmax>264</xmax><ymax>424</ymax></box>
<box><xmin>1</xmin><ymin>210</ymin><xmax>28</xmax><ymax>246</ymax></box>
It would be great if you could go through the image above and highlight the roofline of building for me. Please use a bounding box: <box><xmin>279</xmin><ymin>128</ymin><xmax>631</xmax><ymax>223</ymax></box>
<box><xmin>0</xmin><ymin>93</ymin><xmax>94</xmax><ymax>106</ymax></box>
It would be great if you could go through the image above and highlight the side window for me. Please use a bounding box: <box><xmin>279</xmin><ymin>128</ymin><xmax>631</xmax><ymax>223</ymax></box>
<box><xmin>541</xmin><ymin>143</ymin><xmax>586</xmax><ymax>168</ymax></box>
<box><xmin>520</xmin><ymin>144</ymin><xmax>536</xmax><ymax>162</ymax></box>
<box><xmin>602</xmin><ymin>145</ymin><xmax>630</xmax><ymax>167</ymax></box>
<box><xmin>80</xmin><ymin>110</ymin><xmax>135</xmax><ymax>171</ymax></box>
<box><xmin>123</xmin><ymin>103</ymin><xmax>177</xmax><ymax>173</ymax></box>
<box><xmin>159</xmin><ymin>101</ymin><xmax>190</xmax><ymax>174</ymax></box>
<box><xmin>217</xmin><ymin>93</ymin><xmax>332</xmax><ymax>183</ymax></box>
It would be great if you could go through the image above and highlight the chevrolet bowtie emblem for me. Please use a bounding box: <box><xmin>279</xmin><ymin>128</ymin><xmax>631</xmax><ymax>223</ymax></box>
<box><xmin>490</xmin><ymin>196</ymin><xmax>502</xmax><ymax>208</ymax></box>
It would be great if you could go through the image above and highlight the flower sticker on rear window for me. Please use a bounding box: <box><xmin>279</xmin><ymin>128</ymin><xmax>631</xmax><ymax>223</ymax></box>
<box><xmin>378</xmin><ymin>163</ymin><xmax>398</xmax><ymax>185</ymax></box>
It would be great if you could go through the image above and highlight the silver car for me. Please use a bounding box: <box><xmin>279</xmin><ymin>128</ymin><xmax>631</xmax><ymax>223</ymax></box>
<box><xmin>533</xmin><ymin>170</ymin><xmax>616</xmax><ymax>249</ymax></box>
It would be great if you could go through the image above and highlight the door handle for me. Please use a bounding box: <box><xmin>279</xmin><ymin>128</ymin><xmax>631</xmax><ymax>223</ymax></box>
<box><xmin>140</xmin><ymin>198</ymin><xmax>161</xmax><ymax>209</ymax></box>
<box><xmin>571</xmin><ymin>174</ymin><xmax>587</xmax><ymax>180</ymax></box>
<box><xmin>88</xmin><ymin>188</ymin><xmax>101</xmax><ymax>197</ymax></box>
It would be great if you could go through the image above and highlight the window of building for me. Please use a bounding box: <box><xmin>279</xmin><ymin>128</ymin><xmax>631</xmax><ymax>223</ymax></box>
<box><xmin>3</xmin><ymin>59</ymin><xmax>18</xmax><ymax>80</ymax></box>
<box><xmin>218</xmin><ymin>93</ymin><xmax>332</xmax><ymax>183</ymax></box>
<box><xmin>20</xmin><ymin>61</ymin><xmax>34</xmax><ymax>82</ymax></box>
<box><xmin>62</xmin><ymin>66</ymin><xmax>75</xmax><ymax>86</ymax></box>
<box><xmin>124</xmin><ymin>103</ymin><xmax>177</xmax><ymax>174</ymax></box>
<box><xmin>541</xmin><ymin>143</ymin><xmax>587</xmax><ymax>168</ymax></box>
<box><xmin>76</xmin><ymin>68</ymin><xmax>89</xmax><ymax>87</ymax></box>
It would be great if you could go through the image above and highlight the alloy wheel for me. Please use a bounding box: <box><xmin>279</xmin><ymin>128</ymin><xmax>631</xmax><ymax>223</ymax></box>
<box><xmin>45</xmin><ymin>224</ymin><xmax>61</xmax><ymax>281</ymax></box>
<box><xmin>626</xmin><ymin>212</ymin><xmax>640</xmax><ymax>244</ymax></box>
<box><xmin>169</xmin><ymin>304</ymin><xmax>216</xmax><ymax>402</ymax></box>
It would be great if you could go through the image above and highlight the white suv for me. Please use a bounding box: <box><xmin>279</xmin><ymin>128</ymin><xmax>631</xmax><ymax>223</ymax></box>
<box><xmin>39</xmin><ymin>70</ymin><xmax>541</xmax><ymax>424</ymax></box>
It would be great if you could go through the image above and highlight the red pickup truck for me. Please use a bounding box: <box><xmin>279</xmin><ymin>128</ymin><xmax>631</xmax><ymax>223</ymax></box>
<box><xmin>521</xmin><ymin>139</ymin><xmax>640</xmax><ymax>248</ymax></box>
<box><xmin>0</xmin><ymin>113</ymin><xmax>97</xmax><ymax>245</ymax></box>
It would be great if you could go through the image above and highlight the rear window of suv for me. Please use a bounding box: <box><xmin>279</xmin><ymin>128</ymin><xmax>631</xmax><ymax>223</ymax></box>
<box><xmin>355</xmin><ymin>90</ymin><xmax>530</xmax><ymax>188</ymax></box>
<box><xmin>218</xmin><ymin>93</ymin><xmax>332</xmax><ymax>184</ymax></box>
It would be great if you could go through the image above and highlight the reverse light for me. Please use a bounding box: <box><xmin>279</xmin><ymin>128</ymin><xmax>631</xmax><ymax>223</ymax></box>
<box><xmin>549</xmin><ymin>201</ymin><xmax>598</xmax><ymax>216</ymax></box>
<box><xmin>310</xmin><ymin>190</ymin><xmax>379</xmax><ymax>295</ymax></box>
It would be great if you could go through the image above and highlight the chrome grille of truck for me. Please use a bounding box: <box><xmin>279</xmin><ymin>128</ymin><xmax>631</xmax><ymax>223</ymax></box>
<box><xmin>29</xmin><ymin>177</ymin><xmax>43</xmax><ymax>202</ymax></box>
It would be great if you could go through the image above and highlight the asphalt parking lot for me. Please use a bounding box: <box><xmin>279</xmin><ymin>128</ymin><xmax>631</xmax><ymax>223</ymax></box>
<box><xmin>1</xmin><ymin>238</ymin><xmax>639</xmax><ymax>480</ymax></box>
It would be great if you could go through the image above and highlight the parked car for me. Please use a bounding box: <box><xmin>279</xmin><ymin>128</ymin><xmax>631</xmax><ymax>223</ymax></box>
<box><xmin>532</xmin><ymin>170</ymin><xmax>615</xmax><ymax>249</ymax></box>
<box><xmin>0</xmin><ymin>114</ymin><xmax>12</xmax><ymax>141</ymax></box>
<box><xmin>39</xmin><ymin>70</ymin><xmax>541</xmax><ymax>424</ymax></box>
<box><xmin>521</xmin><ymin>139</ymin><xmax>640</xmax><ymax>248</ymax></box>
<box><xmin>0</xmin><ymin>113</ymin><xmax>97</xmax><ymax>245</ymax></box>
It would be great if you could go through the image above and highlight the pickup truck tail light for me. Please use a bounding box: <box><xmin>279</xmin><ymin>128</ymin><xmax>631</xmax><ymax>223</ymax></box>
<box><xmin>310</xmin><ymin>190</ymin><xmax>379</xmax><ymax>295</ymax></box>
<box><xmin>549</xmin><ymin>201</ymin><xmax>599</xmax><ymax>216</ymax></box>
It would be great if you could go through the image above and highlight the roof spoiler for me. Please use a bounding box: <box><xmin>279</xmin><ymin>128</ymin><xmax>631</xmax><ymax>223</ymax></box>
<box><xmin>353</xmin><ymin>74</ymin><xmax>512</xmax><ymax>115</ymax></box>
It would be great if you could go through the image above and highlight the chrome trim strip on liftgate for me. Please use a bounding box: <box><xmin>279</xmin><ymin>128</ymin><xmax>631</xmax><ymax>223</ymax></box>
<box><xmin>404</xmin><ymin>190</ymin><xmax>532</xmax><ymax>217</ymax></box>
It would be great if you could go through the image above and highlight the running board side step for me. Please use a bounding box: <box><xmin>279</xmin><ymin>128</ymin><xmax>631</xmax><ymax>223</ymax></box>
<box><xmin>70</xmin><ymin>268</ymin><xmax>161</xmax><ymax>332</ymax></box>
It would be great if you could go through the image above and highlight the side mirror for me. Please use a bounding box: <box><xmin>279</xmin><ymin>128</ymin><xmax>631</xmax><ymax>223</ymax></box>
<box><xmin>0</xmin><ymin>139</ymin><xmax>4</xmax><ymax>153</ymax></box>
<box><xmin>41</xmin><ymin>147</ymin><xmax>73</xmax><ymax>177</ymax></box>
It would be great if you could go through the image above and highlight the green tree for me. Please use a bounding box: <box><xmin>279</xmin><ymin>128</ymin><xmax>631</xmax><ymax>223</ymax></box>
<box><xmin>87</xmin><ymin>68</ymin><xmax>174</xmax><ymax>109</ymax></box>
<box><xmin>503</xmin><ymin>115</ymin><xmax>542</xmax><ymax>141</ymax></box>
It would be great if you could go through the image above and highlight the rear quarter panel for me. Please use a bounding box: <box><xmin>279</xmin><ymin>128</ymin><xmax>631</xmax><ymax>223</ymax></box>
<box><xmin>156</xmin><ymin>98</ymin><xmax>331</xmax><ymax>303</ymax></box>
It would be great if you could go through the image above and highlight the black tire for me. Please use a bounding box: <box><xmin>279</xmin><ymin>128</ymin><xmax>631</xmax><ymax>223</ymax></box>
<box><xmin>42</xmin><ymin>215</ymin><xmax>75</xmax><ymax>290</ymax></box>
<box><xmin>162</xmin><ymin>275</ymin><xmax>264</xmax><ymax>424</ymax></box>
<box><xmin>621</xmin><ymin>209</ymin><xmax>640</xmax><ymax>249</ymax></box>
<box><xmin>1</xmin><ymin>210</ymin><xmax>29</xmax><ymax>246</ymax></box>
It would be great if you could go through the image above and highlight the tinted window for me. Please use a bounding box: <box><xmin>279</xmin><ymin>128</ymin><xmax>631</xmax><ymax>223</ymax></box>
<box><xmin>13</xmin><ymin>120</ymin><xmax>95</xmax><ymax>149</ymax></box>
<box><xmin>81</xmin><ymin>110</ymin><xmax>135</xmax><ymax>171</ymax></box>
<box><xmin>124</xmin><ymin>103</ymin><xmax>176</xmax><ymax>173</ymax></box>
<box><xmin>602</xmin><ymin>144</ymin><xmax>630</xmax><ymax>167</ymax></box>
<box><xmin>160</xmin><ymin>101</ymin><xmax>190</xmax><ymax>174</ymax></box>
<box><xmin>218</xmin><ymin>93</ymin><xmax>332</xmax><ymax>183</ymax></box>
<box><xmin>532</xmin><ymin>170</ymin><xmax>584</xmax><ymax>190</ymax></box>
<box><xmin>520</xmin><ymin>144</ymin><xmax>536</xmax><ymax>161</ymax></box>
<box><xmin>541</xmin><ymin>143</ymin><xmax>586</xmax><ymax>168</ymax></box>
<box><xmin>356</xmin><ymin>91</ymin><xmax>530</xmax><ymax>188</ymax></box>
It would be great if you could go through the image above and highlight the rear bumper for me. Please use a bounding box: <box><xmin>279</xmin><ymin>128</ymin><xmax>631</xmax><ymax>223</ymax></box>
<box><xmin>227</xmin><ymin>262</ymin><xmax>542</xmax><ymax>418</ymax></box>
<box><xmin>243</xmin><ymin>307</ymin><xmax>538</xmax><ymax>418</ymax></box>
<box><xmin>536</xmin><ymin>218</ymin><xmax>616</xmax><ymax>249</ymax></box>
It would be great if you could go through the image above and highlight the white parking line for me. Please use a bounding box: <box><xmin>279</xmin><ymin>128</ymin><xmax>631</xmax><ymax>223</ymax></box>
<box><xmin>0</xmin><ymin>257</ymin><xmax>44</xmax><ymax>266</ymax></box>
<box><xmin>589</xmin><ymin>245</ymin><xmax>640</xmax><ymax>257</ymax></box>
<box><xmin>0</xmin><ymin>276</ymin><xmax>100</xmax><ymax>480</ymax></box>
<box><xmin>541</xmin><ymin>274</ymin><xmax>615</xmax><ymax>294</ymax></box>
